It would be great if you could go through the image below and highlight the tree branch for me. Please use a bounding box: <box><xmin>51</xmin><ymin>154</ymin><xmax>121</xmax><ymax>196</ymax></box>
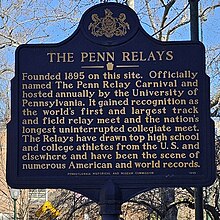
<box><xmin>201</xmin><ymin>4</ymin><xmax>220</xmax><ymax>18</ymax></box>
<box><xmin>144</xmin><ymin>0</ymin><xmax>158</xmax><ymax>34</ymax></box>
<box><xmin>159</xmin><ymin>0</ymin><xmax>176</xmax><ymax>40</ymax></box>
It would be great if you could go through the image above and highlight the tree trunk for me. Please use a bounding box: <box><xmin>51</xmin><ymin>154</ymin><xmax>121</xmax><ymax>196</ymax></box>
<box><xmin>160</xmin><ymin>188</ymin><xmax>178</xmax><ymax>220</ymax></box>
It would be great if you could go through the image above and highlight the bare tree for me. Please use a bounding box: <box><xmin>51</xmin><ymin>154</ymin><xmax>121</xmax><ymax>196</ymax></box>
<box><xmin>0</xmin><ymin>0</ymin><xmax>97</xmax><ymax>123</ymax></box>
<box><xmin>47</xmin><ymin>189</ymin><xmax>99</xmax><ymax>220</ymax></box>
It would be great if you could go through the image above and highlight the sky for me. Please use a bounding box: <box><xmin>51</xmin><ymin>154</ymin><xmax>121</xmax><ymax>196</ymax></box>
<box><xmin>28</xmin><ymin>0</ymin><xmax>220</xmax><ymax>94</ymax></box>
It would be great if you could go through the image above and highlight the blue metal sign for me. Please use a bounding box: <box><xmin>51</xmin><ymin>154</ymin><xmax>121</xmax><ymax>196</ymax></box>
<box><xmin>7</xmin><ymin>2</ymin><xmax>215</xmax><ymax>202</ymax></box>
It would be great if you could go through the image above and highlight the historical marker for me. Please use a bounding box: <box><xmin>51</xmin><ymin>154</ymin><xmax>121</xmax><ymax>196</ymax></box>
<box><xmin>7</xmin><ymin>3</ymin><xmax>215</xmax><ymax>202</ymax></box>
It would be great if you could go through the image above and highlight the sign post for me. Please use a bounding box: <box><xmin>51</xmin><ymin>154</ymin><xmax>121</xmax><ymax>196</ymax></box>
<box><xmin>189</xmin><ymin>1</ymin><xmax>205</xmax><ymax>219</ymax></box>
<box><xmin>7</xmin><ymin>2</ymin><xmax>215</xmax><ymax>219</ymax></box>
<box><xmin>99</xmin><ymin>180</ymin><xmax>122</xmax><ymax>220</ymax></box>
